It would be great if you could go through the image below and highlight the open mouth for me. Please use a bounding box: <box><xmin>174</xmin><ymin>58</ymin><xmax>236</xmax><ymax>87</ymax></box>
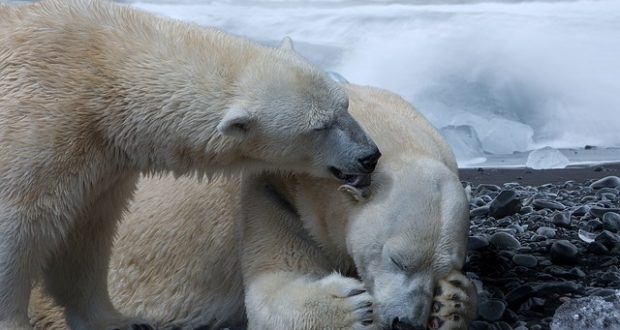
<box><xmin>329</xmin><ymin>167</ymin><xmax>372</xmax><ymax>188</ymax></box>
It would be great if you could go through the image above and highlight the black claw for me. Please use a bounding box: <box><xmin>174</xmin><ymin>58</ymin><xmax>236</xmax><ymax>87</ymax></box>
<box><xmin>347</xmin><ymin>289</ymin><xmax>366</xmax><ymax>297</ymax></box>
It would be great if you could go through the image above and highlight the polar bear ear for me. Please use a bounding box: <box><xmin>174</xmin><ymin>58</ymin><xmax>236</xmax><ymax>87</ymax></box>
<box><xmin>279</xmin><ymin>36</ymin><xmax>295</xmax><ymax>51</ymax></box>
<box><xmin>217</xmin><ymin>106</ymin><xmax>252</xmax><ymax>138</ymax></box>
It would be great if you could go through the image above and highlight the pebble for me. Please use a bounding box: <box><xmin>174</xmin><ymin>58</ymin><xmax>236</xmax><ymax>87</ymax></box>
<box><xmin>512</xmin><ymin>254</ymin><xmax>537</xmax><ymax>267</ymax></box>
<box><xmin>533</xmin><ymin>199</ymin><xmax>566</xmax><ymax>211</ymax></box>
<box><xmin>589</xmin><ymin>206</ymin><xmax>620</xmax><ymax>219</ymax></box>
<box><xmin>587</xmin><ymin>241</ymin><xmax>609</xmax><ymax>255</ymax></box>
<box><xmin>468</xmin><ymin>235</ymin><xmax>490</xmax><ymax>250</ymax></box>
<box><xmin>602</xmin><ymin>212</ymin><xmax>620</xmax><ymax>233</ymax></box>
<box><xmin>589</xmin><ymin>176</ymin><xmax>620</xmax><ymax>189</ymax></box>
<box><xmin>595</xmin><ymin>230</ymin><xmax>619</xmax><ymax>250</ymax></box>
<box><xmin>536</xmin><ymin>226</ymin><xmax>556</xmax><ymax>238</ymax></box>
<box><xmin>471</xmin><ymin>206</ymin><xmax>490</xmax><ymax>217</ymax></box>
<box><xmin>477</xmin><ymin>299</ymin><xmax>506</xmax><ymax>321</ymax></box>
<box><xmin>550</xmin><ymin>240</ymin><xmax>579</xmax><ymax>264</ymax></box>
<box><xmin>488</xmin><ymin>190</ymin><xmax>522</xmax><ymax>219</ymax></box>
<box><xmin>505</xmin><ymin>285</ymin><xmax>534</xmax><ymax>306</ymax></box>
<box><xmin>489</xmin><ymin>232</ymin><xmax>521</xmax><ymax>250</ymax></box>
<box><xmin>552</xmin><ymin>212</ymin><xmax>571</xmax><ymax>228</ymax></box>
<box><xmin>534</xmin><ymin>282</ymin><xmax>584</xmax><ymax>295</ymax></box>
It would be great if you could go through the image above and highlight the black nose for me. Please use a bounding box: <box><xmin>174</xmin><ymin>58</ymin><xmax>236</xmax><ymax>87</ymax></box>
<box><xmin>358</xmin><ymin>149</ymin><xmax>381</xmax><ymax>173</ymax></box>
<box><xmin>392</xmin><ymin>317</ymin><xmax>425</xmax><ymax>330</ymax></box>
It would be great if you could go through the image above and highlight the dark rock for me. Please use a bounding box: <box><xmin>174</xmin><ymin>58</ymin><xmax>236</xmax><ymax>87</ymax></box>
<box><xmin>595</xmin><ymin>230</ymin><xmax>620</xmax><ymax>250</ymax></box>
<box><xmin>479</xmin><ymin>184</ymin><xmax>502</xmax><ymax>192</ymax></box>
<box><xmin>602</xmin><ymin>212</ymin><xmax>620</xmax><ymax>233</ymax></box>
<box><xmin>468</xmin><ymin>235</ymin><xmax>490</xmax><ymax>250</ymax></box>
<box><xmin>470</xmin><ymin>321</ymin><xmax>491</xmax><ymax>330</ymax></box>
<box><xmin>533</xmin><ymin>282</ymin><xmax>584</xmax><ymax>295</ymax></box>
<box><xmin>589</xmin><ymin>207</ymin><xmax>620</xmax><ymax>219</ymax></box>
<box><xmin>532</xmin><ymin>199</ymin><xmax>565</xmax><ymax>211</ymax></box>
<box><xmin>550</xmin><ymin>240</ymin><xmax>579</xmax><ymax>264</ymax></box>
<box><xmin>584</xmin><ymin>219</ymin><xmax>603</xmax><ymax>231</ymax></box>
<box><xmin>512</xmin><ymin>254</ymin><xmax>537</xmax><ymax>267</ymax></box>
<box><xmin>571</xmin><ymin>205</ymin><xmax>589</xmax><ymax>216</ymax></box>
<box><xmin>552</xmin><ymin>212</ymin><xmax>571</xmax><ymax>228</ymax></box>
<box><xmin>489</xmin><ymin>232</ymin><xmax>521</xmax><ymax>250</ymax></box>
<box><xmin>589</xmin><ymin>176</ymin><xmax>620</xmax><ymax>189</ymax></box>
<box><xmin>471</xmin><ymin>206</ymin><xmax>490</xmax><ymax>217</ymax></box>
<box><xmin>505</xmin><ymin>285</ymin><xmax>535</xmax><ymax>307</ymax></box>
<box><xmin>478</xmin><ymin>298</ymin><xmax>506</xmax><ymax>321</ymax></box>
<box><xmin>535</xmin><ymin>226</ymin><xmax>556</xmax><ymax>238</ymax></box>
<box><xmin>489</xmin><ymin>190</ymin><xmax>522</xmax><ymax>219</ymax></box>
<box><xmin>587</xmin><ymin>241</ymin><xmax>609</xmax><ymax>255</ymax></box>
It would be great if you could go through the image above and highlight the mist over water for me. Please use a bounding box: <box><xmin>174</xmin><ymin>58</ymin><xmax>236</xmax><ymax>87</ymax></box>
<box><xmin>128</xmin><ymin>0</ymin><xmax>620</xmax><ymax>165</ymax></box>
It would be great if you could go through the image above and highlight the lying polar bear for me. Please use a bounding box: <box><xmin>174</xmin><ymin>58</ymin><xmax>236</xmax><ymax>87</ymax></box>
<box><xmin>31</xmin><ymin>84</ymin><xmax>475</xmax><ymax>330</ymax></box>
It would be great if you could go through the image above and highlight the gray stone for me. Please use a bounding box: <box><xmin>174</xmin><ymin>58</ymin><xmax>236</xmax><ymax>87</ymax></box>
<box><xmin>589</xmin><ymin>206</ymin><xmax>620</xmax><ymax>219</ymax></box>
<box><xmin>489</xmin><ymin>232</ymin><xmax>521</xmax><ymax>250</ymax></box>
<box><xmin>550</xmin><ymin>240</ymin><xmax>579</xmax><ymax>264</ymax></box>
<box><xmin>488</xmin><ymin>190</ymin><xmax>522</xmax><ymax>219</ymax></box>
<box><xmin>603</xmin><ymin>212</ymin><xmax>620</xmax><ymax>233</ymax></box>
<box><xmin>595</xmin><ymin>230</ymin><xmax>620</xmax><ymax>250</ymax></box>
<box><xmin>552</xmin><ymin>212</ymin><xmax>571</xmax><ymax>228</ymax></box>
<box><xmin>512</xmin><ymin>254</ymin><xmax>537</xmax><ymax>267</ymax></box>
<box><xmin>468</xmin><ymin>235</ymin><xmax>489</xmax><ymax>250</ymax></box>
<box><xmin>536</xmin><ymin>226</ymin><xmax>557</xmax><ymax>238</ymax></box>
<box><xmin>532</xmin><ymin>199</ymin><xmax>565</xmax><ymax>211</ymax></box>
<box><xmin>477</xmin><ymin>298</ymin><xmax>506</xmax><ymax>321</ymax></box>
<box><xmin>471</xmin><ymin>206</ymin><xmax>490</xmax><ymax>217</ymax></box>
<box><xmin>589</xmin><ymin>176</ymin><xmax>620</xmax><ymax>189</ymax></box>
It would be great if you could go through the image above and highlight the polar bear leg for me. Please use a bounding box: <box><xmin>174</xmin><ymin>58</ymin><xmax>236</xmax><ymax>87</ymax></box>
<box><xmin>0</xmin><ymin>221</ymin><xmax>38</xmax><ymax>330</ymax></box>
<box><xmin>41</xmin><ymin>179</ymin><xmax>150</xmax><ymax>330</ymax></box>
<box><xmin>245</xmin><ymin>272</ymin><xmax>376</xmax><ymax>330</ymax></box>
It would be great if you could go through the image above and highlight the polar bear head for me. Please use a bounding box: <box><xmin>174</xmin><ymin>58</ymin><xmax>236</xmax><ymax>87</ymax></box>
<box><xmin>216</xmin><ymin>40</ymin><xmax>380</xmax><ymax>183</ymax></box>
<box><xmin>346</xmin><ymin>161</ymin><xmax>471</xmax><ymax>329</ymax></box>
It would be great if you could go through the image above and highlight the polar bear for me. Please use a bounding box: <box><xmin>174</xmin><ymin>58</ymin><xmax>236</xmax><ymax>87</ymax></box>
<box><xmin>31</xmin><ymin>84</ymin><xmax>476</xmax><ymax>330</ymax></box>
<box><xmin>0</xmin><ymin>1</ymin><xmax>379</xmax><ymax>329</ymax></box>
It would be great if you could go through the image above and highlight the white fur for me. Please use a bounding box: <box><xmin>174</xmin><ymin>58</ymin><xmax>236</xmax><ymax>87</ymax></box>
<box><xmin>0</xmin><ymin>1</ymin><xmax>378</xmax><ymax>329</ymax></box>
<box><xmin>30</xmin><ymin>85</ymin><xmax>472</xmax><ymax>329</ymax></box>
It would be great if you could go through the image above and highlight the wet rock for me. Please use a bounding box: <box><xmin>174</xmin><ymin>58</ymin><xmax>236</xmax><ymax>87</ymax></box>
<box><xmin>602</xmin><ymin>212</ymin><xmax>620</xmax><ymax>233</ymax></box>
<box><xmin>468</xmin><ymin>235</ymin><xmax>490</xmax><ymax>250</ymax></box>
<box><xmin>533</xmin><ymin>282</ymin><xmax>584</xmax><ymax>295</ymax></box>
<box><xmin>536</xmin><ymin>226</ymin><xmax>556</xmax><ymax>238</ymax></box>
<box><xmin>471</xmin><ymin>206</ymin><xmax>490</xmax><ymax>217</ymax></box>
<box><xmin>532</xmin><ymin>199</ymin><xmax>565</xmax><ymax>211</ymax></box>
<box><xmin>550</xmin><ymin>240</ymin><xmax>579</xmax><ymax>264</ymax></box>
<box><xmin>587</xmin><ymin>241</ymin><xmax>609</xmax><ymax>255</ymax></box>
<box><xmin>589</xmin><ymin>206</ymin><xmax>620</xmax><ymax>219</ymax></box>
<box><xmin>489</xmin><ymin>232</ymin><xmax>521</xmax><ymax>250</ymax></box>
<box><xmin>505</xmin><ymin>285</ymin><xmax>535</xmax><ymax>307</ymax></box>
<box><xmin>589</xmin><ymin>176</ymin><xmax>620</xmax><ymax>189</ymax></box>
<box><xmin>488</xmin><ymin>190</ymin><xmax>522</xmax><ymax>219</ymax></box>
<box><xmin>477</xmin><ymin>298</ymin><xmax>506</xmax><ymax>321</ymax></box>
<box><xmin>595</xmin><ymin>230</ymin><xmax>620</xmax><ymax>250</ymax></box>
<box><xmin>552</xmin><ymin>212</ymin><xmax>571</xmax><ymax>228</ymax></box>
<box><xmin>512</xmin><ymin>254</ymin><xmax>537</xmax><ymax>267</ymax></box>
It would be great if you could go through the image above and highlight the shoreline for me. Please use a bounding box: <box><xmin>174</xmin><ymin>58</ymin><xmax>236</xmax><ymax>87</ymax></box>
<box><xmin>459</xmin><ymin>163</ymin><xmax>620</xmax><ymax>186</ymax></box>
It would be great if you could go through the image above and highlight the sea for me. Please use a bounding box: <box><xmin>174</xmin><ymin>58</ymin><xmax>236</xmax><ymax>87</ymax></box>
<box><xmin>5</xmin><ymin>0</ymin><xmax>620</xmax><ymax>168</ymax></box>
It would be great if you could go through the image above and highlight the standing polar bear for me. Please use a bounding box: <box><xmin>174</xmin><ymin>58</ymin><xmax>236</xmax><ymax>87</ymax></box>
<box><xmin>0</xmin><ymin>1</ymin><xmax>379</xmax><ymax>329</ymax></box>
<box><xmin>32</xmin><ymin>84</ymin><xmax>476</xmax><ymax>330</ymax></box>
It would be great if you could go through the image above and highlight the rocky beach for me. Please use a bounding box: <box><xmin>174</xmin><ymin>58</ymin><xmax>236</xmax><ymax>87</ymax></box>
<box><xmin>459</xmin><ymin>164</ymin><xmax>620</xmax><ymax>330</ymax></box>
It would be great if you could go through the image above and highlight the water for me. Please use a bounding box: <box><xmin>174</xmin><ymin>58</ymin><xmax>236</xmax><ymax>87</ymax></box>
<box><xmin>7</xmin><ymin>0</ymin><xmax>620</xmax><ymax>167</ymax></box>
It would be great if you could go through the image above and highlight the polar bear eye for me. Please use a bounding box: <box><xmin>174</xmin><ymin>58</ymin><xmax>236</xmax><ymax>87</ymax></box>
<box><xmin>312</xmin><ymin>124</ymin><xmax>332</xmax><ymax>132</ymax></box>
<box><xmin>390</xmin><ymin>256</ymin><xmax>408</xmax><ymax>272</ymax></box>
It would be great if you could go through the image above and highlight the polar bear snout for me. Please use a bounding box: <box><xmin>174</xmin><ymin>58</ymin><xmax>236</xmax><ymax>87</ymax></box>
<box><xmin>358</xmin><ymin>148</ymin><xmax>381</xmax><ymax>173</ymax></box>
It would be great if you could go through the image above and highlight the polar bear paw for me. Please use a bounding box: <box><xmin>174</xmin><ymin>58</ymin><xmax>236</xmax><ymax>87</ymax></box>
<box><xmin>428</xmin><ymin>271</ymin><xmax>476</xmax><ymax>330</ymax></box>
<box><xmin>317</xmin><ymin>273</ymin><xmax>377</xmax><ymax>330</ymax></box>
